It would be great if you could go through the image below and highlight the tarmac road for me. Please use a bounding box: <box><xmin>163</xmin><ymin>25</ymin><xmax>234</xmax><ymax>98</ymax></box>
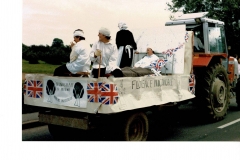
<box><xmin>22</xmin><ymin>98</ymin><xmax>240</xmax><ymax>141</ymax></box>
<box><xmin>147</xmin><ymin>99</ymin><xmax>240</xmax><ymax>141</ymax></box>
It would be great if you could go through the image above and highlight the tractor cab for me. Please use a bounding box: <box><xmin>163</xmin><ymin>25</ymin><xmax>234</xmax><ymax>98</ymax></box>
<box><xmin>165</xmin><ymin>12</ymin><xmax>228</xmax><ymax>55</ymax></box>
<box><xmin>165</xmin><ymin>12</ymin><xmax>229</xmax><ymax>69</ymax></box>
<box><xmin>166</xmin><ymin>12</ymin><xmax>238</xmax><ymax>94</ymax></box>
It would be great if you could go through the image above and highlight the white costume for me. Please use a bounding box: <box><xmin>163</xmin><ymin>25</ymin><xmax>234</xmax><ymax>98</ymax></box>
<box><xmin>238</xmin><ymin>63</ymin><xmax>240</xmax><ymax>75</ymax></box>
<box><xmin>66</xmin><ymin>40</ymin><xmax>91</xmax><ymax>74</ymax></box>
<box><xmin>134</xmin><ymin>54</ymin><xmax>159</xmax><ymax>69</ymax></box>
<box><xmin>194</xmin><ymin>35</ymin><xmax>204</xmax><ymax>50</ymax></box>
<box><xmin>90</xmin><ymin>41</ymin><xmax>120</xmax><ymax>74</ymax></box>
<box><xmin>233</xmin><ymin>57</ymin><xmax>239</xmax><ymax>77</ymax></box>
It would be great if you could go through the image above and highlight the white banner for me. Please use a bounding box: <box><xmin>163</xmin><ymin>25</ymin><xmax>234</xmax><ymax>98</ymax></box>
<box><xmin>43</xmin><ymin>77</ymin><xmax>88</xmax><ymax>108</ymax></box>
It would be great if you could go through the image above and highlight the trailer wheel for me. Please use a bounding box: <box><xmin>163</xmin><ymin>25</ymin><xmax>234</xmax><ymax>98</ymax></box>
<box><xmin>122</xmin><ymin>112</ymin><xmax>149</xmax><ymax>141</ymax></box>
<box><xmin>195</xmin><ymin>63</ymin><xmax>229</xmax><ymax>121</ymax></box>
<box><xmin>48</xmin><ymin>124</ymin><xmax>65</xmax><ymax>140</ymax></box>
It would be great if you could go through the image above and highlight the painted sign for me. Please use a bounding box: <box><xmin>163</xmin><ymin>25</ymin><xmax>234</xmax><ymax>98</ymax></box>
<box><xmin>43</xmin><ymin>77</ymin><xmax>120</xmax><ymax>108</ymax></box>
<box><xmin>43</xmin><ymin>77</ymin><xmax>88</xmax><ymax>108</ymax></box>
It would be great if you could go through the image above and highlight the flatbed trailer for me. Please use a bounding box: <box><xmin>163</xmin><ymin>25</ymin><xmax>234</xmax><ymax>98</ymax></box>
<box><xmin>24</xmin><ymin>26</ymin><xmax>196</xmax><ymax>140</ymax></box>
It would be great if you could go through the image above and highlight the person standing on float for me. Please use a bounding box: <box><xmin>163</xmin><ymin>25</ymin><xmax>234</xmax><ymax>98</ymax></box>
<box><xmin>116</xmin><ymin>22</ymin><xmax>138</xmax><ymax>68</ymax></box>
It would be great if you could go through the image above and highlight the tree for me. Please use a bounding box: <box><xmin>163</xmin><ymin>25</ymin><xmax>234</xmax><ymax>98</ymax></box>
<box><xmin>22</xmin><ymin>43</ymin><xmax>29</xmax><ymax>60</ymax></box>
<box><xmin>27</xmin><ymin>50</ymin><xmax>39</xmax><ymax>64</ymax></box>
<box><xmin>44</xmin><ymin>38</ymin><xmax>67</xmax><ymax>64</ymax></box>
<box><xmin>22</xmin><ymin>45</ymin><xmax>39</xmax><ymax>64</ymax></box>
<box><xmin>62</xmin><ymin>45</ymin><xmax>71</xmax><ymax>63</ymax></box>
<box><xmin>167</xmin><ymin>0</ymin><xmax>240</xmax><ymax>56</ymax></box>
<box><xmin>22</xmin><ymin>38</ymin><xmax>91</xmax><ymax>65</ymax></box>
<box><xmin>44</xmin><ymin>47</ymin><xmax>64</xmax><ymax>65</ymax></box>
<box><xmin>51</xmin><ymin>38</ymin><xmax>64</xmax><ymax>48</ymax></box>
<box><xmin>37</xmin><ymin>45</ymin><xmax>50</xmax><ymax>62</ymax></box>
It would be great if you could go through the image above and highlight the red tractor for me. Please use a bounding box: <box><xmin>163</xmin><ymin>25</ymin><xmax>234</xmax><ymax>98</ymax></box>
<box><xmin>166</xmin><ymin>12</ymin><xmax>239</xmax><ymax>120</ymax></box>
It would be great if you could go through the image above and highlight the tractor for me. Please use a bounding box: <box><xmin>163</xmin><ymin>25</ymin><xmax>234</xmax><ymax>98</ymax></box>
<box><xmin>165</xmin><ymin>12</ymin><xmax>239</xmax><ymax>120</ymax></box>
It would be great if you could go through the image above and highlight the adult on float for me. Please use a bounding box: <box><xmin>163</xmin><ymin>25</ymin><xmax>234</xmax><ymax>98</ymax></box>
<box><xmin>133</xmin><ymin>47</ymin><xmax>159</xmax><ymax>68</ymax></box>
<box><xmin>116</xmin><ymin>22</ymin><xmax>138</xmax><ymax>68</ymax></box>
<box><xmin>90</xmin><ymin>27</ymin><xmax>123</xmax><ymax>78</ymax></box>
<box><xmin>193</xmin><ymin>34</ymin><xmax>204</xmax><ymax>52</ymax></box>
<box><xmin>53</xmin><ymin>29</ymin><xmax>91</xmax><ymax>77</ymax></box>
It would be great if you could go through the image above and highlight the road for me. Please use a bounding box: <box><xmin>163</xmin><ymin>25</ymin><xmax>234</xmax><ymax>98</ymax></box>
<box><xmin>22</xmin><ymin>98</ymin><xmax>240</xmax><ymax>141</ymax></box>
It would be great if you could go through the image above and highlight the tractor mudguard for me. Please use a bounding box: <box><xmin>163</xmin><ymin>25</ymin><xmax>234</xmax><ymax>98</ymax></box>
<box><xmin>193</xmin><ymin>53</ymin><xmax>227</xmax><ymax>67</ymax></box>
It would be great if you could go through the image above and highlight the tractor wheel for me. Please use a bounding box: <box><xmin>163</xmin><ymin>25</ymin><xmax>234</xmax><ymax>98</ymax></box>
<box><xmin>122</xmin><ymin>112</ymin><xmax>149</xmax><ymax>141</ymax></box>
<box><xmin>195</xmin><ymin>63</ymin><xmax>229</xmax><ymax>121</ymax></box>
<box><xmin>236</xmin><ymin>78</ymin><xmax>240</xmax><ymax>108</ymax></box>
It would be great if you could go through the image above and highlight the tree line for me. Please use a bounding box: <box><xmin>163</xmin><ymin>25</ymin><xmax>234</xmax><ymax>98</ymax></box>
<box><xmin>22</xmin><ymin>38</ymin><xmax>71</xmax><ymax>64</ymax></box>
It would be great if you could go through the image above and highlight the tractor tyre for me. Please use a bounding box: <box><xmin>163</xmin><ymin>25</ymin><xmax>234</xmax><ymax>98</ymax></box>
<box><xmin>236</xmin><ymin>77</ymin><xmax>240</xmax><ymax>108</ymax></box>
<box><xmin>195</xmin><ymin>63</ymin><xmax>229</xmax><ymax>121</ymax></box>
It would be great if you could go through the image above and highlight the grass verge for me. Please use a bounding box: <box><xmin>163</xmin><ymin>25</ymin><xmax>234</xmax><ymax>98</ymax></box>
<box><xmin>22</xmin><ymin>59</ymin><xmax>60</xmax><ymax>74</ymax></box>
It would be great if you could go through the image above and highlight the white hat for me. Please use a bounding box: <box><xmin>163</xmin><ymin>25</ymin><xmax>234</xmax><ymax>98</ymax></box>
<box><xmin>99</xmin><ymin>27</ymin><xmax>110</xmax><ymax>37</ymax></box>
<box><xmin>73</xmin><ymin>30</ymin><xmax>84</xmax><ymax>38</ymax></box>
<box><xmin>118</xmin><ymin>22</ymin><xmax>128</xmax><ymax>30</ymax></box>
<box><xmin>146</xmin><ymin>45</ymin><xmax>152</xmax><ymax>49</ymax></box>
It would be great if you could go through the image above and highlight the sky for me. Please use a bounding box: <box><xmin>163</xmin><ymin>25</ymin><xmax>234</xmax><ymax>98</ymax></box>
<box><xmin>22</xmin><ymin>0</ymin><xmax>174</xmax><ymax>46</ymax></box>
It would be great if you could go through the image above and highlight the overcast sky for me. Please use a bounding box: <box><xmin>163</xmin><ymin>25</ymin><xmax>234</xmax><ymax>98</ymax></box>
<box><xmin>22</xmin><ymin>0</ymin><xmax>173</xmax><ymax>46</ymax></box>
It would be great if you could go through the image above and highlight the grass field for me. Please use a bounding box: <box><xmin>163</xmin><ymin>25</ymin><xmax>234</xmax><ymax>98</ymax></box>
<box><xmin>22</xmin><ymin>59</ymin><xmax>60</xmax><ymax>74</ymax></box>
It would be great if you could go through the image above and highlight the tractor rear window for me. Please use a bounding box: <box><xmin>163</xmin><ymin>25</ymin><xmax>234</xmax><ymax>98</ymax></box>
<box><xmin>208</xmin><ymin>25</ymin><xmax>226</xmax><ymax>53</ymax></box>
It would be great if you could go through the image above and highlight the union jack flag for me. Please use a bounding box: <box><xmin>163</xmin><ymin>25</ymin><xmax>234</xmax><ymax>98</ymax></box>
<box><xmin>23</xmin><ymin>80</ymin><xmax>27</xmax><ymax>95</ymax></box>
<box><xmin>150</xmin><ymin>59</ymin><xmax>168</xmax><ymax>71</ymax></box>
<box><xmin>87</xmin><ymin>82</ymin><xmax>102</xmax><ymax>103</ymax></box>
<box><xmin>100</xmin><ymin>83</ymin><xmax>119</xmax><ymax>105</ymax></box>
<box><xmin>189</xmin><ymin>74</ymin><xmax>195</xmax><ymax>94</ymax></box>
<box><xmin>25</xmin><ymin>80</ymin><xmax>43</xmax><ymax>98</ymax></box>
<box><xmin>162</xmin><ymin>43</ymin><xmax>184</xmax><ymax>57</ymax></box>
<box><xmin>162</xmin><ymin>49</ymin><xmax>174</xmax><ymax>57</ymax></box>
<box><xmin>175</xmin><ymin>43</ymin><xmax>184</xmax><ymax>51</ymax></box>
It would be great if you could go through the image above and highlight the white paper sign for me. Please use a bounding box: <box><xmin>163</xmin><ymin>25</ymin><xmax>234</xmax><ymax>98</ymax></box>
<box><xmin>43</xmin><ymin>77</ymin><xmax>88</xmax><ymax>108</ymax></box>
